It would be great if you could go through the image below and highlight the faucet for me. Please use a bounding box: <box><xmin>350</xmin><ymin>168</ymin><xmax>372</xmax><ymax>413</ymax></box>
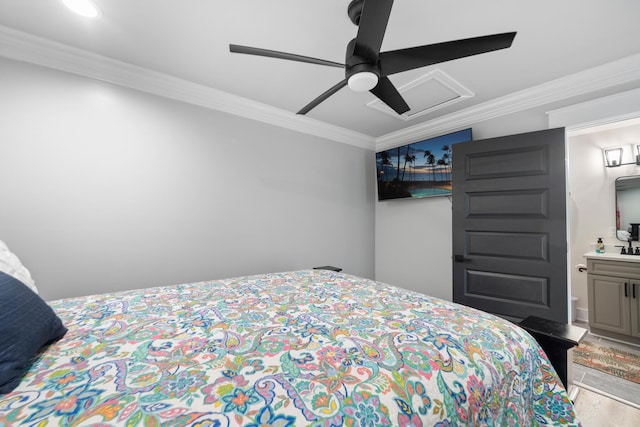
<box><xmin>617</xmin><ymin>238</ymin><xmax>635</xmax><ymax>254</ymax></box>
<box><xmin>627</xmin><ymin>237</ymin><xmax>640</xmax><ymax>255</ymax></box>
<box><xmin>615</xmin><ymin>238</ymin><xmax>639</xmax><ymax>255</ymax></box>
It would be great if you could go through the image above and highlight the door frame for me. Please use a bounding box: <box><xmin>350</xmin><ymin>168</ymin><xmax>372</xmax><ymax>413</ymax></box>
<box><xmin>548</xmin><ymin>89</ymin><xmax>640</xmax><ymax>323</ymax></box>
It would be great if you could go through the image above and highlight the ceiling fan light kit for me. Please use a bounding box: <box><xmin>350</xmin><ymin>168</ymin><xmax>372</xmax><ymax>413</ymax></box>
<box><xmin>230</xmin><ymin>0</ymin><xmax>516</xmax><ymax>116</ymax></box>
<box><xmin>348</xmin><ymin>71</ymin><xmax>379</xmax><ymax>92</ymax></box>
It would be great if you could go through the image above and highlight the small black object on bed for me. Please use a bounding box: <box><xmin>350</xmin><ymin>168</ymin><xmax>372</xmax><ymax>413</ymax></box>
<box><xmin>312</xmin><ymin>265</ymin><xmax>342</xmax><ymax>272</ymax></box>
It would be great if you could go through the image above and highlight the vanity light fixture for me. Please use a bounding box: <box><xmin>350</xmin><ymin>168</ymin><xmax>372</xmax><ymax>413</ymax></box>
<box><xmin>604</xmin><ymin>147</ymin><xmax>623</xmax><ymax>167</ymax></box>
<box><xmin>603</xmin><ymin>146</ymin><xmax>640</xmax><ymax>168</ymax></box>
<box><xmin>61</xmin><ymin>0</ymin><xmax>101</xmax><ymax>18</ymax></box>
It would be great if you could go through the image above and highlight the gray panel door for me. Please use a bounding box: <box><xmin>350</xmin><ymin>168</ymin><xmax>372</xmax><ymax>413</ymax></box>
<box><xmin>452</xmin><ymin>128</ymin><xmax>567</xmax><ymax>323</ymax></box>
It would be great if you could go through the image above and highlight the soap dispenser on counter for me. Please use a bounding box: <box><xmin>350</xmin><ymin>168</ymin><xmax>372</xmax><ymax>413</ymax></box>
<box><xmin>596</xmin><ymin>237</ymin><xmax>605</xmax><ymax>253</ymax></box>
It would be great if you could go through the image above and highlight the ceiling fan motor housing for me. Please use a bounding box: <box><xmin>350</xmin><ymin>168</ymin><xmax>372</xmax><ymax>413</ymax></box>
<box><xmin>345</xmin><ymin>38</ymin><xmax>378</xmax><ymax>75</ymax></box>
<box><xmin>345</xmin><ymin>37</ymin><xmax>380</xmax><ymax>91</ymax></box>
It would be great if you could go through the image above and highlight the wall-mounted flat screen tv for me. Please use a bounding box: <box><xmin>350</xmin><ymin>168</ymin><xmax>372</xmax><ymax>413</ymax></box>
<box><xmin>376</xmin><ymin>128</ymin><xmax>472</xmax><ymax>201</ymax></box>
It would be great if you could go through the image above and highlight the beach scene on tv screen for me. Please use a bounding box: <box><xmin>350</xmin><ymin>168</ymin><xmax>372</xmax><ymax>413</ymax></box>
<box><xmin>376</xmin><ymin>129</ymin><xmax>472</xmax><ymax>200</ymax></box>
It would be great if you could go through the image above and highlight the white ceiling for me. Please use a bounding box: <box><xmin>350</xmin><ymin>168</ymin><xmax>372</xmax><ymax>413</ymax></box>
<box><xmin>1</xmin><ymin>0</ymin><xmax>640</xmax><ymax>148</ymax></box>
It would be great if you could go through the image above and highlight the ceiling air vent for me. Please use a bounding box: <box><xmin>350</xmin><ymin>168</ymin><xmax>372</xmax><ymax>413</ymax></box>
<box><xmin>366</xmin><ymin>69</ymin><xmax>474</xmax><ymax>121</ymax></box>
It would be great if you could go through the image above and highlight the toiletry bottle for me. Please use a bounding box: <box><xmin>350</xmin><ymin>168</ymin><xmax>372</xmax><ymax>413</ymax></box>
<box><xmin>596</xmin><ymin>237</ymin><xmax>605</xmax><ymax>253</ymax></box>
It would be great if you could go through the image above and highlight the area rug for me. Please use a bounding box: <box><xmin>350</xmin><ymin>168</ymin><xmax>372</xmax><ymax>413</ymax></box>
<box><xmin>573</xmin><ymin>338</ymin><xmax>640</xmax><ymax>384</ymax></box>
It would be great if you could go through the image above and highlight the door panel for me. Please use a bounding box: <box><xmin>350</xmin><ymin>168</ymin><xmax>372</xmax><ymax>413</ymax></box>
<box><xmin>467</xmin><ymin>231</ymin><xmax>548</xmax><ymax>261</ymax></box>
<box><xmin>452</xmin><ymin>128</ymin><xmax>567</xmax><ymax>323</ymax></box>
<box><xmin>465</xmin><ymin>145</ymin><xmax>548</xmax><ymax>177</ymax></box>
<box><xmin>465</xmin><ymin>270</ymin><xmax>549</xmax><ymax>305</ymax></box>
<box><xmin>466</xmin><ymin>189</ymin><xmax>548</xmax><ymax>217</ymax></box>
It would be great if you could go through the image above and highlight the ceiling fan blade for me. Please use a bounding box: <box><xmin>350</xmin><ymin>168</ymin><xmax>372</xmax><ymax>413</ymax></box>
<box><xmin>297</xmin><ymin>79</ymin><xmax>348</xmax><ymax>115</ymax></box>
<box><xmin>229</xmin><ymin>44</ymin><xmax>344</xmax><ymax>68</ymax></box>
<box><xmin>378</xmin><ymin>32</ymin><xmax>517</xmax><ymax>76</ymax></box>
<box><xmin>354</xmin><ymin>0</ymin><xmax>394</xmax><ymax>61</ymax></box>
<box><xmin>370</xmin><ymin>76</ymin><xmax>410</xmax><ymax>115</ymax></box>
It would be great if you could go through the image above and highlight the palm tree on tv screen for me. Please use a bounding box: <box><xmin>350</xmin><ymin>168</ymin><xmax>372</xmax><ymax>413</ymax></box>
<box><xmin>402</xmin><ymin>149</ymin><xmax>415</xmax><ymax>182</ymax></box>
<box><xmin>424</xmin><ymin>150</ymin><xmax>436</xmax><ymax>182</ymax></box>
<box><xmin>378</xmin><ymin>151</ymin><xmax>392</xmax><ymax>181</ymax></box>
<box><xmin>442</xmin><ymin>145</ymin><xmax>452</xmax><ymax>178</ymax></box>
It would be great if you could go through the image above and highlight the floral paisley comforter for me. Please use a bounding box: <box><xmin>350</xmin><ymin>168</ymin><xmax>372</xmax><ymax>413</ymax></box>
<box><xmin>0</xmin><ymin>270</ymin><xmax>580</xmax><ymax>426</ymax></box>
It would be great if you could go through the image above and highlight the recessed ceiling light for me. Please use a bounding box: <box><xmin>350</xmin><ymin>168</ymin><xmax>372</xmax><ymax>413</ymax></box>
<box><xmin>61</xmin><ymin>0</ymin><xmax>101</xmax><ymax>18</ymax></box>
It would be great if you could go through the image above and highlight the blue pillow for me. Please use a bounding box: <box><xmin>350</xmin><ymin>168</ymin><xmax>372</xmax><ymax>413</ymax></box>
<box><xmin>0</xmin><ymin>272</ymin><xmax>67</xmax><ymax>394</ymax></box>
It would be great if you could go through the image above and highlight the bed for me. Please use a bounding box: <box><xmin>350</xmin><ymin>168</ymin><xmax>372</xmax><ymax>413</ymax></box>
<box><xmin>1</xmin><ymin>269</ymin><xmax>581</xmax><ymax>426</ymax></box>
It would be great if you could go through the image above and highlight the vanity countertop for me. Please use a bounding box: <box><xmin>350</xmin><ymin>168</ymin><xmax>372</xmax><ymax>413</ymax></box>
<box><xmin>584</xmin><ymin>251</ymin><xmax>640</xmax><ymax>263</ymax></box>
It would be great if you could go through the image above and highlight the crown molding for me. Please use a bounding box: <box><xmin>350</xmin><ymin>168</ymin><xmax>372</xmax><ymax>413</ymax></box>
<box><xmin>0</xmin><ymin>25</ymin><xmax>376</xmax><ymax>150</ymax></box>
<box><xmin>376</xmin><ymin>52</ymin><xmax>640</xmax><ymax>151</ymax></box>
<box><xmin>2</xmin><ymin>24</ymin><xmax>639</xmax><ymax>153</ymax></box>
<box><xmin>547</xmin><ymin>87</ymin><xmax>640</xmax><ymax>132</ymax></box>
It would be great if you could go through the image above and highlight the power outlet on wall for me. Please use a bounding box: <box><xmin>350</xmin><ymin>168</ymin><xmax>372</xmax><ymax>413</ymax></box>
<box><xmin>608</xmin><ymin>227</ymin><xmax>616</xmax><ymax>237</ymax></box>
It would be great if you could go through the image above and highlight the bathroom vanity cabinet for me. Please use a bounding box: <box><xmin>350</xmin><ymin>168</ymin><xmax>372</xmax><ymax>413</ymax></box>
<box><xmin>585</xmin><ymin>253</ymin><xmax>640</xmax><ymax>345</ymax></box>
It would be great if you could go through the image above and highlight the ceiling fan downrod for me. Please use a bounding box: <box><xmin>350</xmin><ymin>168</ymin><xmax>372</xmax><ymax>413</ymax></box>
<box><xmin>347</xmin><ymin>0</ymin><xmax>364</xmax><ymax>26</ymax></box>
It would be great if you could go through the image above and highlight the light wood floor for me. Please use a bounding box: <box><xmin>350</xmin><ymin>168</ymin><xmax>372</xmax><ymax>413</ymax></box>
<box><xmin>573</xmin><ymin>387</ymin><xmax>640</xmax><ymax>427</ymax></box>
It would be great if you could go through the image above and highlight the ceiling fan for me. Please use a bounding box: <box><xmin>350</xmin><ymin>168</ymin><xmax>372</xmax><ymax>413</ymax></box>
<box><xmin>229</xmin><ymin>0</ymin><xmax>516</xmax><ymax>116</ymax></box>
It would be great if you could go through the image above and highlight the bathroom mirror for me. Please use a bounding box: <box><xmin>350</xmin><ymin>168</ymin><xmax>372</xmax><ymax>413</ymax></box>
<box><xmin>616</xmin><ymin>175</ymin><xmax>640</xmax><ymax>241</ymax></box>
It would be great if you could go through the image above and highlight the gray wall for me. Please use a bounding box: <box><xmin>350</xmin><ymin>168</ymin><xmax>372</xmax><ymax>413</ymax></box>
<box><xmin>0</xmin><ymin>58</ymin><xmax>375</xmax><ymax>300</ymax></box>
